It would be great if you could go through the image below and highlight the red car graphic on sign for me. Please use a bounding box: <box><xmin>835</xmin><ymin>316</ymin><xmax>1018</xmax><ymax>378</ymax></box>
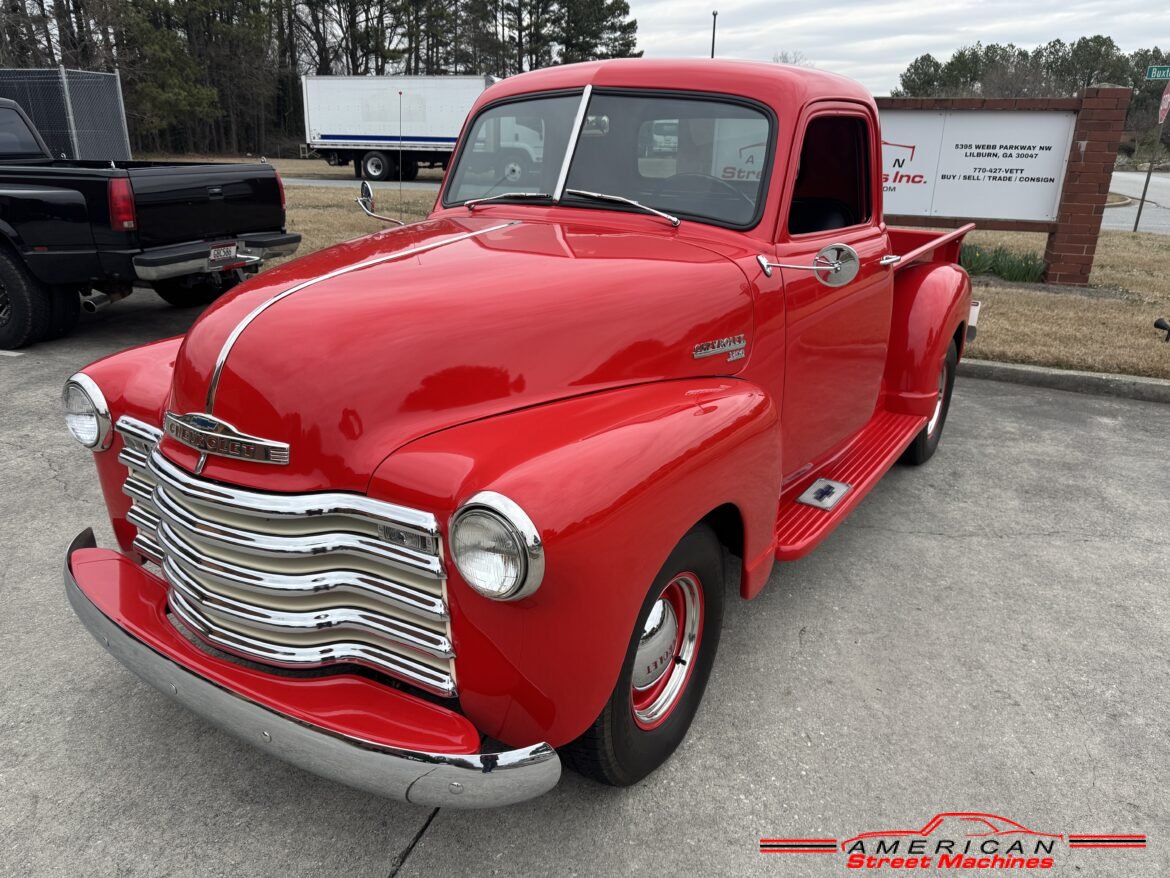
<box><xmin>842</xmin><ymin>812</ymin><xmax>1063</xmax><ymax>849</ymax></box>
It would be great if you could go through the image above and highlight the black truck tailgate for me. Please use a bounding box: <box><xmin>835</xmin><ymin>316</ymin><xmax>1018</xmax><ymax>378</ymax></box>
<box><xmin>128</xmin><ymin>163</ymin><xmax>283</xmax><ymax>249</ymax></box>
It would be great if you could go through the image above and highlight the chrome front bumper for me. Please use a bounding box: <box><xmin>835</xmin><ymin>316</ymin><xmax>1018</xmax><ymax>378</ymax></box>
<box><xmin>64</xmin><ymin>529</ymin><xmax>560</xmax><ymax>808</ymax></box>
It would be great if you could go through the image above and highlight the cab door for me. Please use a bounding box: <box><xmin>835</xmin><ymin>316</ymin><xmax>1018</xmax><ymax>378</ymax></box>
<box><xmin>770</xmin><ymin>107</ymin><xmax>892</xmax><ymax>481</ymax></box>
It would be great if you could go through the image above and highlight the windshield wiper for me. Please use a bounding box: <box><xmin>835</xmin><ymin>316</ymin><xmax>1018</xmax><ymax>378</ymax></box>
<box><xmin>465</xmin><ymin>192</ymin><xmax>553</xmax><ymax>211</ymax></box>
<box><xmin>563</xmin><ymin>188</ymin><xmax>680</xmax><ymax>227</ymax></box>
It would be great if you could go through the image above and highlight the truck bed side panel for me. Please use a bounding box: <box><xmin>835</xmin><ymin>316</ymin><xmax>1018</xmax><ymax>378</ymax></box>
<box><xmin>887</xmin><ymin>224</ymin><xmax>974</xmax><ymax>270</ymax></box>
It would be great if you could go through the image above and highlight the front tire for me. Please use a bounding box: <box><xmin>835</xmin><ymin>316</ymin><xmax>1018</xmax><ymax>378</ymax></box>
<box><xmin>900</xmin><ymin>339</ymin><xmax>958</xmax><ymax>466</ymax></box>
<box><xmin>562</xmin><ymin>524</ymin><xmax>725</xmax><ymax>786</ymax></box>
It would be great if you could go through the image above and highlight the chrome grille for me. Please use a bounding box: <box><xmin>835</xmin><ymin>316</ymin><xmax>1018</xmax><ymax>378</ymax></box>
<box><xmin>115</xmin><ymin>416</ymin><xmax>455</xmax><ymax>697</ymax></box>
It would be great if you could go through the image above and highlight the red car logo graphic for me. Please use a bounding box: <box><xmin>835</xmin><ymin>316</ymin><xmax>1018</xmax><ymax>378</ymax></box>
<box><xmin>881</xmin><ymin>139</ymin><xmax>917</xmax><ymax>161</ymax></box>
<box><xmin>842</xmin><ymin>812</ymin><xmax>1063</xmax><ymax>849</ymax></box>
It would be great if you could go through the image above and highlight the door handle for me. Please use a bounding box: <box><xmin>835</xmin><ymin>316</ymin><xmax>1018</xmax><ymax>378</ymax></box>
<box><xmin>879</xmin><ymin>254</ymin><xmax>901</xmax><ymax>266</ymax></box>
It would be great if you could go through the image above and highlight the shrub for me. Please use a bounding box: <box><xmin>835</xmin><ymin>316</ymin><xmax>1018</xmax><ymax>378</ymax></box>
<box><xmin>960</xmin><ymin>243</ymin><xmax>995</xmax><ymax>275</ymax></box>
<box><xmin>961</xmin><ymin>243</ymin><xmax>1046</xmax><ymax>283</ymax></box>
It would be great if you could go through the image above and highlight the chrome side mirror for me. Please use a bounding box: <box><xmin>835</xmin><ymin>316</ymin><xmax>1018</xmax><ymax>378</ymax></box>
<box><xmin>757</xmin><ymin>243</ymin><xmax>861</xmax><ymax>287</ymax></box>
<box><xmin>356</xmin><ymin>181</ymin><xmax>405</xmax><ymax>225</ymax></box>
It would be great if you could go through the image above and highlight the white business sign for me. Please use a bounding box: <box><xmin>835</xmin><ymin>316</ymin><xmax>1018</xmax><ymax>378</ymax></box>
<box><xmin>879</xmin><ymin>110</ymin><xmax>1076</xmax><ymax>221</ymax></box>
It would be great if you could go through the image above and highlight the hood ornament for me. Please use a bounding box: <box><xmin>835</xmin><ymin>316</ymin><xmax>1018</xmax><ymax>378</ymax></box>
<box><xmin>165</xmin><ymin>412</ymin><xmax>289</xmax><ymax>473</ymax></box>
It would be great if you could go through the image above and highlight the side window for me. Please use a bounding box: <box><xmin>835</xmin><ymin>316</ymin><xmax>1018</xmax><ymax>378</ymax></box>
<box><xmin>787</xmin><ymin>115</ymin><xmax>872</xmax><ymax>235</ymax></box>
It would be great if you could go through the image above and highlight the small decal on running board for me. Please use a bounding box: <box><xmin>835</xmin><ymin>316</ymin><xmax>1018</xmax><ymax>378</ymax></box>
<box><xmin>797</xmin><ymin>478</ymin><xmax>852</xmax><ymax>510</ymax></box>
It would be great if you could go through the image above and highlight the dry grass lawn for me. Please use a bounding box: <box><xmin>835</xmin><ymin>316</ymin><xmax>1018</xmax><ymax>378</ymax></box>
<box><xmin>961</xmin><ymin>228</ymin><xmax>1170</xmax><ymax>378</ymax></box>
<box><xmin>280</xmin><ymin>186</ymin><xmax>436</xmax><ymax>258</ymax></box>
<box><xmin>270</xmin><ymin>186</ymin><xmax>1170</xmax><ymax>379</ymax></box>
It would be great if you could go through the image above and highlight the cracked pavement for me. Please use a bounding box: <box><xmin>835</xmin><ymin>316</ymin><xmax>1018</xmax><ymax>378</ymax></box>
<box><xmin>2</xmin><ymin>294</ymin><xmax>1168</xmax><ymax>877</ymax></box>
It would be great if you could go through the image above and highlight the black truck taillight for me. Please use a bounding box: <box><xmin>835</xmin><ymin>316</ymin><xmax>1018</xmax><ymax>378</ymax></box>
<box><xmin>275</xmin><ymin>171</ymin><xmax>286</xmax><ymax>211</ymax></box>
<box><xmin>107</xmin><ymin>178</ymin><xmax>137</xmax><ymax>231</ymax></box>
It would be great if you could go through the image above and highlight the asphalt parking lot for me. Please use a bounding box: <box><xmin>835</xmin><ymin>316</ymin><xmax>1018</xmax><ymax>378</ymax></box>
<box><xmin>2</xmin><ymin>295</ymin><xmax>1168</xmax><ymax>877</ymax></box>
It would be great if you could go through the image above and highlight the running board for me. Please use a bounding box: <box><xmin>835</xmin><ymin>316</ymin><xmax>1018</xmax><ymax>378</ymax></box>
<box><xmin>775</xmin><ymin>410</ymin><xmax>925</xmax><ymax>561</ymax></box>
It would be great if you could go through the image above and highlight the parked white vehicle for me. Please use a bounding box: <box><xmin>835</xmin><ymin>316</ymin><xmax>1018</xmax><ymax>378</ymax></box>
<box><xmin>302</xmin><ymin>75</ymin><xmax>493</xmax><ymax>180</ymax></box>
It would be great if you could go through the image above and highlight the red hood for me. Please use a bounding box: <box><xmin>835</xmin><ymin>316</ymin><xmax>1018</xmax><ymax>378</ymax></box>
<box><xmin>164</xmin><ymin>216</ymin><xmax>753</xmax><ymax>492</ymax></box>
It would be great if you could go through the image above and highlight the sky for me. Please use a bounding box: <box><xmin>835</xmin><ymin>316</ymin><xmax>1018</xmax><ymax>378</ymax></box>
<box><xmin>627</xmin><ymin>1</ymin><xmax>1156</xmax><ymax>95</ymax></box>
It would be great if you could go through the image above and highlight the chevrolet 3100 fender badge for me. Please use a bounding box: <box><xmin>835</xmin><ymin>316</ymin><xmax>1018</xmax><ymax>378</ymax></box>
<box><xmin>164</xmin><ymin>412</ymin><xmax>289</xmax><ymax>468</ymax></box>
<box><xmin>693</xmin><ymin>334</ymin><xmax>746</xmax><ymax>361</ymax></box>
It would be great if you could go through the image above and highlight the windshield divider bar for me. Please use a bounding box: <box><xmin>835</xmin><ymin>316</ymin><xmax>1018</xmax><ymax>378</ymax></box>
<box><xmin>552</xmin><ymin>84</ymin><xmax>592</xmax><ymax>202</ymax></box>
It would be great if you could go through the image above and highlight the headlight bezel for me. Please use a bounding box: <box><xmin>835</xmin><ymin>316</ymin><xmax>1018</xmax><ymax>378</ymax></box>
<box><xmin>62</xmin><ymin>372</ymin><xmax>113</xmax><ymax>450</ymax></box>
<box><xmin>449</xmin><ymin>491</ymin><xmax>544</xmax><ymax>601</ymax></box>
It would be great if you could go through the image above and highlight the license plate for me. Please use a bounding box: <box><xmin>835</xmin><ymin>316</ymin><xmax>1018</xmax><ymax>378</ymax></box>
<box><xmin>210</xmin><ymin>243</ymin><xmax>237</xmax><ymax>262</ymax></box>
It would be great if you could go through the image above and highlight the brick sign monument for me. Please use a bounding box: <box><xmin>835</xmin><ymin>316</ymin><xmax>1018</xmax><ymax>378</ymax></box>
<box><xmin>876</xmin><ymin>87</ymin><xmax>1131</xmax><ymax>286</ymax></box>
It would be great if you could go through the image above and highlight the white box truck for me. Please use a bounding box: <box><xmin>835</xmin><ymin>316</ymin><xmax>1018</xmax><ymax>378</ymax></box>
<box><xmin>302</xmin><ymin>75</ymin><xmax>494</xmax><ymax>181</ymax></box>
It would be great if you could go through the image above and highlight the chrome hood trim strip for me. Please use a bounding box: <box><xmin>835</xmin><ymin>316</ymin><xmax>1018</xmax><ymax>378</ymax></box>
<box><xmin>205</xmin><ymin>221</ymin><xmax>520</xmax><ymax>413</ymax></box>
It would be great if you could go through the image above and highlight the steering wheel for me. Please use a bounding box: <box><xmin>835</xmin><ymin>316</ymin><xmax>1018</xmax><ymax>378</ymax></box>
<box><xmin>653</xmin><ymin>172</ymin><xmax>755</xmax><ymax>208</ymax></box>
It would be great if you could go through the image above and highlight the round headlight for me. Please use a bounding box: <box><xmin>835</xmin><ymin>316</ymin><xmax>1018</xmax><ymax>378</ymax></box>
<box><xmin>450</xmin><ymin>492</ymin><xmax>544</xmax><ymax>601</ymax></box>
<box><xmin>62</xmin><ymin>373</ymin><xmax>112</xmax><ymax>449</ymax></box>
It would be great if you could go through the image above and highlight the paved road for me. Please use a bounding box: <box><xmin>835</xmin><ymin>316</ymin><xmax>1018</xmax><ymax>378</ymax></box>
<box><xmin>2</xmin><ymin>298</ymin><xmax>1167</xmax><ymax>876</ymax></box>
<box><xmin>1103</xmin><ymin>171</ymin><xmax>1170</xmax><ymax>235</ymax></box>
<box><xmin>283</xmin><ymin>176</ymin><xmax>440</xmax><ymax>191</ymax></box>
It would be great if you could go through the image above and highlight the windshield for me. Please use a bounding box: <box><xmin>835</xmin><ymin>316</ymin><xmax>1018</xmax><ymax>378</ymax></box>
<box><xmin>443</xmin><ymin>91</ymin><xmax>772</xmax><ymax>228</ymax></box>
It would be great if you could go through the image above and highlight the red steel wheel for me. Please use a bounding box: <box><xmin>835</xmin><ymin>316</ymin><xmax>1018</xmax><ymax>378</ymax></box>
<box><xmin>562</xmin><ymin>524</ymin><xmax>725</xmax><ymax>786</ymax></box>
<box><xmin>630</xmin><ymin>573</ymin><xmax>704</xmax><ymax>731</ymax></box>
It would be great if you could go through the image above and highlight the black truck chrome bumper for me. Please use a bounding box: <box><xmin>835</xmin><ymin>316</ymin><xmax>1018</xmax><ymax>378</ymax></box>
<box><xmin>133</xmin><ymin>232</ymin><xmax>301</xmax><ymax>281</ymax></box>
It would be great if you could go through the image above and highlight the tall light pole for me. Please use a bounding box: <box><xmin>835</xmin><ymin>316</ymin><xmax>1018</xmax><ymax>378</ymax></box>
<box><xmin>710</xmin><ymin>11</ymin><xmax>718</xmax><ymax>58</ymax></box>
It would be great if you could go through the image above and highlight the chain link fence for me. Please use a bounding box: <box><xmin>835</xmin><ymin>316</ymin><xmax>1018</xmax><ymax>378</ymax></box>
<box><xmin>0</xmin><ymin>67</ymin><xmax>131</xmax><ymax>160</ymax></box>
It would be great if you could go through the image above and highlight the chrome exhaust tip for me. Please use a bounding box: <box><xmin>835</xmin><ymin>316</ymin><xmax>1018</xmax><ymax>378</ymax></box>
<box><xmin>81</xmin><ymin>291</ymin><xmax>110</xmax><ymax>314</ymax></box>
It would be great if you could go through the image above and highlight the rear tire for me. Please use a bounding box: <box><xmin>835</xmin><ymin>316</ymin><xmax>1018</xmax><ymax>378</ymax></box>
<box><xmin>562</xmin><ymin>524</ymin><xmax>725</xmax><ymax>786</ymax></box>
<box><xmin>399</xmin><ymin>157</ymin><xmax>419</xmax><ymax>182</ymax></box>
<box><xmin>43</xmin><ymin>286</ymin><xmax>82</xmax><ymax>340</ymax></box>
<box><xmin>153</xmin><ymin>273</ymin><xmax>237</xmax><ymax>308</ymax></box>
<box><xmin>361</xmin><ymin>150</ymin><xmax>393</xmax><ymax>181</ymax></box>
<box><xmin>0</xmin><ymin>248</ymin><xmax>50</xmax><ymax>349</ymax></box>
<box><xmin>900</xmin><ymin>339</ymin><xmax>958</xmax><ymax>466</ymax></box>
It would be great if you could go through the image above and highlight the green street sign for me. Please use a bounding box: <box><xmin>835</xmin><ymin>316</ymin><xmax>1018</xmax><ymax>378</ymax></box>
<box><xmin>1147</xmin><ymin>65</ymin><xmax>1170</xmax><ymax>80</ymax></box>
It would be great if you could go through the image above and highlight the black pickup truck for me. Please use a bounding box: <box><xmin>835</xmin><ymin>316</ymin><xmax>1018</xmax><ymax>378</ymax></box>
<box><xmin>0</xmin><ymin>98</ymin><xmax>300</xmax><ymax>348</ymax></box>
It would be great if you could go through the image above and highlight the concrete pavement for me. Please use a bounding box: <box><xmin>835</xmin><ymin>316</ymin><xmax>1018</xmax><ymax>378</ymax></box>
<box><xmin>2</xmin><ymin>295</ymin><xmax>1167</xmax><ymax>877</ymax></box>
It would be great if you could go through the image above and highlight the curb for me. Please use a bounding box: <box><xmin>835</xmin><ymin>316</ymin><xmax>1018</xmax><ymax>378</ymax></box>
<box><xmin>958</xmin><ymin>359</ymin><xmax>1170</xmax><ymax>404</ymax></box>
<box><xmin>1104</xmin><ymin>193</ymin><xmax>1132</xmax><ymax>207</ymax></box>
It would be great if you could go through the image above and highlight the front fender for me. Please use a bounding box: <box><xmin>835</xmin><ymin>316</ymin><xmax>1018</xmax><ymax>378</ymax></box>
<box><xmin>369</xmin><ymin>379</ymin><xmax>780</xmax><ymax>748</ymax></box>
<box><xmin>884</xmin><ymin>262</ymin><xmax>971</xmax><ymax>417</ymax></box>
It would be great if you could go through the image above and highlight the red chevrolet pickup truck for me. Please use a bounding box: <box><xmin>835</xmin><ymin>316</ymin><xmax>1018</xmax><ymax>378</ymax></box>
<box><xmin>61</xmin><ymin>60</ymin><xmax>977</xmax><ymax>808</ymax></box>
